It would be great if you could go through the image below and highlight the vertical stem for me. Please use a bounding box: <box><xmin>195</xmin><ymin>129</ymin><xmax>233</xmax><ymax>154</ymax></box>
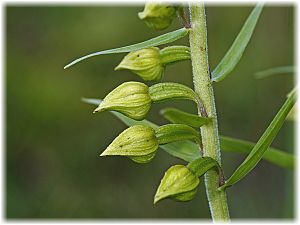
<box><xmin>188</xmin><ymin>3</ymin><xmax>230</xmax><ymax>221</ymax></box>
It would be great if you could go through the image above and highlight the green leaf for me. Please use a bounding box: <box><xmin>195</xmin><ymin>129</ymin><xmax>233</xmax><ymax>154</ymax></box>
<box><xmin>64</xmin><ymin>28</ymin><xmax>190</xmax><ymax>69</ymax></box>
<box><xmin>82</xmin><ymin>98</ymin><xmax>295</xmax><ymax>169</ymax></box>
<box><xmin>160</xmin><ymin>107</ymin><xmax>211</xmax><ymax>127</ymax></box>
<box><xmin>254</xmin><ymin>66</ymin><xmax>295</xmax><ymax>79</ymax></box>
<box><xmin>220</xmin><ymin>90</ymin><xmax>296</xmax><ymax>190</ymax></box>
<box><xmin>155</xmin><ymin>124</ymin><xmax>200</xmax><ymax>145</ymax></box>
<box><xmin>220</xmin><ymin>136</ymin><xmax>294</xmax><ymax>170</ymax></box>
<box><xmin>286</xmin><ymin>105</ymin><xmax>296</xmax><ymax>122</ymax></box>
<box><xmin>212</xmin><ymin>3</ymin><xmax>264</xmax><ymax>82</ymax></box>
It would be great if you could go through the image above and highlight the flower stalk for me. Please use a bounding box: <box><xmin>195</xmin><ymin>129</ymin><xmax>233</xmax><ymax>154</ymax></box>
<box><xmin>188</xmin><ymin>3</ymin><xmax>230</xmax><ymax>221</ymax></box>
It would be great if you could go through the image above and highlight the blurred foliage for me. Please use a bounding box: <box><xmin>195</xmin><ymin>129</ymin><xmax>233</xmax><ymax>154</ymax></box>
<box><xmin>6</xmin><ymin>4</ymin><xmax>294</xmax><ymax>219</ymax></box>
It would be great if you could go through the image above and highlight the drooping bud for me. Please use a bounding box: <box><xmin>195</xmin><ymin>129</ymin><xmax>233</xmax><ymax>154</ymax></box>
<box><xmin>115</xmin><ymin>47</ymin><xmax>164</xmax><ymax>81</ymax></box>
<box><xmin>115</xmin><ymin>46</ymin><xmax>190</xmax><ymax>81</ymax></box>
<box><xmin>154</xmin><ymin>165</ymin><xmax>199</xmax><ymax>204</ymax></box>
<box><xmin>94</xmin><ymin>82</ymin><xmax>199</xmax><ymax>120</ymax></box>
<box><xmin>138</xmin><ymin>3</ymin><xmax>178</xmax><ymax>30</ymax></box>
<box><xmin>93</xmin><ymin>82</ymin><xmax>151</xmax><ymax>121</ymax></box>
<box><xmin>100</xmin><ymin>125</ymin><xmax>159</xmax><ymax>163</ymax></box>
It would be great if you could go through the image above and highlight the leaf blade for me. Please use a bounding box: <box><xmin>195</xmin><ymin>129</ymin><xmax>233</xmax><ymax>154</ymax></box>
<box><xmin>254</xmin><ymin>66</ymin><xmax>295</xmax><ymax>79</ymax></box>
<box><xmin>220</xmin><ymin>136</ymin><xmax>294</xmax><ymax>170</ymax></box>
<box><xmin>64</xmin><ymin>28</ymin><xmax>189</xmax><ymax>69</ymax></box>
<box><xmin>160</xmin><ymin>107</ymin><xmax>211</xmax><ymax>127</ymax></box>
<box><xmin>212</xmin><ymin>3</ymin><xmax>264</xmax><ymax>82</ymax></box>
<box><xmin>220</xmin><ymin>90</ymin><xmax>296</xmax><ymax>189</ymax></box>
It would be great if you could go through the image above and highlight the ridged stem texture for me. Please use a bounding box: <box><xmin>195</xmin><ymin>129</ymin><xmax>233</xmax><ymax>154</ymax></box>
<box><xmin>188</xmin><ymin>3</ymin><xmax>230</xmax><ymax>221</ymax></box>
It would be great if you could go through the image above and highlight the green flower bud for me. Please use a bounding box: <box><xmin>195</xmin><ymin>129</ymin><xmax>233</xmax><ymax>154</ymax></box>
<box><xmin>154</xmin><ymin>165</ymin><xmax>199</xmax><ymax>204</ymax></box>
<box><xmin>138</xmin><ymin>3</ymin><xmax>178</xmax><ymax>30</ymax></box>
<box><xmin>115</xmin><ymin>47</ymin><xmax>164</xmax><ymax>81</ymax></box>
<box><xmin>115</xmin><ymin>46</ymin><xmax>190</xmax><ymax>81</ymax></box>
<box><xmin>93</xmin><ymin>82</ymin><xmax>151</xmax><ymax>120</ymax></box>
<box><xmin>100</xmin><ymin>125</ymin><xmax>159</xmax><ymax>163</ymax></box>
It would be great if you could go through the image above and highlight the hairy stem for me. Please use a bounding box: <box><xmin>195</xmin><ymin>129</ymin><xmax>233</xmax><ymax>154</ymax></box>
<box><xmin>188</xmin><ymin>3</ymin><xmax>230</xmax><ymax>221</ymax></box>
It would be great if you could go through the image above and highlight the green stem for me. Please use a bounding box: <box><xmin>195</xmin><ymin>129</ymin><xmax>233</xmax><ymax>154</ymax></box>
<box><xmin>188</xmin><ymin>3</ymin><xmax>230</xmax><ymax>221</ymax></box>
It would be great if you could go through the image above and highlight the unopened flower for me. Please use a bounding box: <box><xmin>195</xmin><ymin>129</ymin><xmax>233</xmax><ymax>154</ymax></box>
<box><xmin>115</xmin><ymin>47</ymin><xmax>163</xmax><ymax>81</ymax></box>
<box><xmin>93</xmin><ymin>82</ymin><xmax>151</xmax><ymax>120</ymax></box>
<box><xmin>138</xmin><ymin>3</ymin><xmax>178</xmax><ymax>30</ymax></box>
<box><xmin>154</xmin><ymin>165</ymin><xmax>199</xmax><ymax>204</ymax></box>
<box><xmin>100</xmin><ymin>125</ymin><xmax>159</xmax><ymax>163</ymax></box>
<box><xmin>115</xmin><ymin>46</ymin><xmax>190</xmax><ymax>81</ymax></box>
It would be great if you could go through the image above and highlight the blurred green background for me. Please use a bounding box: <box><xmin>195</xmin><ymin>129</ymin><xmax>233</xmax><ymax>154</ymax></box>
<box><xmin>6</xmin><ymin>4</ymin><xmax>294</xmax><ymax>219</ymax></box>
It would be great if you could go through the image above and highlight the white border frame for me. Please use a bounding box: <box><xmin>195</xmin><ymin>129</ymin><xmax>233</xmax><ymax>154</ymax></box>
<box><xmin>1</xmin><ymin>1</ymin><xmax>298</xmax><ymax>224</ymax></box>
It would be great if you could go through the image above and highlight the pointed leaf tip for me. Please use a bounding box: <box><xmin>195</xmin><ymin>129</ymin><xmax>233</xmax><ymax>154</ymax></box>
<box><xmin>64</xmin><ymin>28</ymin><xmax>189</xmax><ymax>69</ymax></box>
<box><xmin>212</xmin><ymin>3</ymin><xmax>264</xmax><ymax>82</ymax></box>
<box><xmin>221</xmin><ymin>88</ymin><xmax>296</xmax><ymax>189</ymax></box>
<box><xmin>254</xmin><ymin>66</ymin><xmax>295</xmax><ymax>79</ymax></box>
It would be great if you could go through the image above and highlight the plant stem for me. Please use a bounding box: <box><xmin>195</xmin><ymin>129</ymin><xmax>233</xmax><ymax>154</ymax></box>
<box><xmin>188</xmin><ymin>3</ymin><xmax>230</xmax><ymax>221</ymax></box>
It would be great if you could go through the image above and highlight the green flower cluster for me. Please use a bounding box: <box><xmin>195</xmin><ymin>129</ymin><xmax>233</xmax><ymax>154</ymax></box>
<box><xmin>70</xmin><ymin>3</ymin><xmax>217</xmax><ymax>205</ymax></box>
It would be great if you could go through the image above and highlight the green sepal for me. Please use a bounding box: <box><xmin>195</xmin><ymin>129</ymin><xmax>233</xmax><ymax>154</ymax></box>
<box><xmin>138</xmin><ymin>3</ymin><xmax>178</xmax><ymax>30</ymax></box>
<box><xmin>100</xmin><ymin>125</ymin><xmax>159</xmax><ymax>163</ymax></box>
<box><xmin>115</xmin><ymin>47</ymin><xmax>164</xmax><ymax>81</ymax></box>
<box><xmin>155</xmin><ymin>124</ymin><xmax>200</xmax><ymax>145</ymax></box>
<box><xmin>149</xmin><ymin>82</ymin><xmax>197</xmax><ymax>103</ymax></box>
<box><xmin>129</xmin><ymin>151</ymin><xmax>156</xmax><ymax>164</ymax></box>
<box><xmin>115</xmin><ymin>46</ymin><xmax>190</xmax><ymax>81</ymax></box>
<box><xmin>154</xmin><ymin>165</ymin><xmax>199</xmax><ymax>204</ymax></box>
<box><xmin>93</xmin><ymin>82</ymin><xmax>151</xmax><ymax>121</ymax></box>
